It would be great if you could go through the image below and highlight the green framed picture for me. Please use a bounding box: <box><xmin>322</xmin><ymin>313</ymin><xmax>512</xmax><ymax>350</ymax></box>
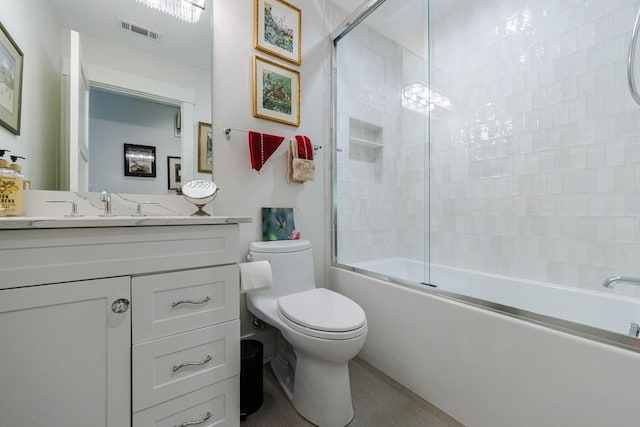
<box><xmin>254</xmin><ymin>0</ymin><xmax>301</xmax><ymax>65</ymax></box>
<box><xmin>253</xmin><ymin>56</ymin><xmax>300</xmax><ymax>127</ymax></box>
<box><xmin>262</xmin><ymin>207</ymin><xmax>297</xmax><ymax>241</ymax></box>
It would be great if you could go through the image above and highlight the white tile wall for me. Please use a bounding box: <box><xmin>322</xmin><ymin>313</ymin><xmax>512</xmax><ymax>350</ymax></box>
<box><xmin>431</xmin><ymin>0</ymin><xmax>640</xmax><ymax>292</ymax></box>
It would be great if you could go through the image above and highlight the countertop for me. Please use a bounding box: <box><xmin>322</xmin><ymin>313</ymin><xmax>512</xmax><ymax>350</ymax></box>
<box><xmin>0</xmin><ymin>215</ymin><xmax>252</xmax><ymax>229</ymax></box>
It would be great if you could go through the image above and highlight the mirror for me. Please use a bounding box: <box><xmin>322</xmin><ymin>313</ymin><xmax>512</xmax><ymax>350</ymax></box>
<box><xmin>2</xmin><ymin>0</ymin><xmax>212</xmax><ymax>195</ymax></box>
<box><xmin>181</xmin><ymin>179</ymin><xmax>218</xmax><ymax>216</ymax></box>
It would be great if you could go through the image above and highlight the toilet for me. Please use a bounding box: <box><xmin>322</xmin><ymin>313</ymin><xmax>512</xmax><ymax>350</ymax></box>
<box><xmin>246</xmin><ymin>239</ymin><xmax>367</xmax><ymax>427</ymax></box>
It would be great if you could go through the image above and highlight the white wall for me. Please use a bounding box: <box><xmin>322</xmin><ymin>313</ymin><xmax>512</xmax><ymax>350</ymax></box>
<box><xmin>89</xmin><ymin>90</ymin><xmax>181</xmax><ymax>194</ymax></box>
<box><xmin>430</xmin><ymin>0</ymin><xmax>640</xmax><ymax>291</ymax></box>
<box><xmin>212</xmin><ymin>0</ymin><xmax>330</xmax><ymax>336</ymax></box>
<box><xmin>0</xmin><ymin>0</ymin><xmax>61</xmax><ymax>189</ymax></box>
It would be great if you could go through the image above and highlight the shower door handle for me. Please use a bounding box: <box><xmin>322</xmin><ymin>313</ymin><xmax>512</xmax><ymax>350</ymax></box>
<box><xmin>627</xmin><ymin>6</ymin><xmax>640</xmax><ymax>106</ymax></box>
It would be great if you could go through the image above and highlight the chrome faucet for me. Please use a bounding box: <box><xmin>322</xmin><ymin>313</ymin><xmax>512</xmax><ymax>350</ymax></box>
<box><xmin>601</xmin><ymin>275</ymin><xmax>640</xmax><ymax>288</ymax></box>
<box><xmin>100</xmin><ymin>191</ymin><xmax>113</xmax><ymax>217</ymax></box>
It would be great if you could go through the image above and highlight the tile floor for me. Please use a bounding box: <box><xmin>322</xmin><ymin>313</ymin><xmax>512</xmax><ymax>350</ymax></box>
<box><xmin>242</xmin><ymin>357</ymin><xmax>462</xmax><ymax>427</ymax></box>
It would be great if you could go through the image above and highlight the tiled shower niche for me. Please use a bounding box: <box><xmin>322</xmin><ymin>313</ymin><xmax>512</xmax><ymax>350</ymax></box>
<box><xmin>348</xmin><ymin>118</ymin><xmax>383</xmax><ymax>184</ymax></box>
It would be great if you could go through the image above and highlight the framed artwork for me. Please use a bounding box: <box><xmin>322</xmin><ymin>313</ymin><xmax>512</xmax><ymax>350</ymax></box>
<box><xmin>261</xmin><ymin>207</ymin><xmax>297</xmax><ymax>241</ymax></box>
<box><xmin>124</xmin><ymin>143</ymin><xmax>156</xmax><ymax>177</ymax></box>
<box><xmin>167</xmin><ymin>156</ymin><xmax>182</xmax><ymax>190</ymax></box>
<box><xmin>253</xmin><ymin>56</ymin><xmax>300</xmax><ymax>127</ymax></box>
<box><xmin>255</xmin><ymin>0</ymin><xmax>301</xmax><ymax>65</ymax></box>
<box><xmin>198</xmin><ymin>121</ymin><xmax>213</xmax><ymax>173</ymax></box>
<box><xmin>0</xmin><ymin>21</ymin><xmax>24</xmax><ymax>135</ymax></box>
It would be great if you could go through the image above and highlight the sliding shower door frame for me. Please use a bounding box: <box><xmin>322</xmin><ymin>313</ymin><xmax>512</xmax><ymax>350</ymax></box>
<box><xmin>331</xmin><ymin>0</ymin><xmax>387</xmax><ymax>267</ymax></box>
<box><xmin>330</xmin><ymin>0</ymin><xmax>431</xmax><ymax>283</ymax></box>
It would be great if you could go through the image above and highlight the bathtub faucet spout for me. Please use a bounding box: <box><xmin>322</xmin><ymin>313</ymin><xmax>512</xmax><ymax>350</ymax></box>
<box><xmin>601</xmin><ymin>275</ymin><xmax>640</xmax><ymax>288</ymax></box>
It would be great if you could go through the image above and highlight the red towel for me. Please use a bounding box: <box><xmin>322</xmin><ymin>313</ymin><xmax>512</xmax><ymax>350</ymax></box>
<box><xmin>294</xmin><ymin>135</ymin><xmax>314</xmax><ymax>160</ymax></box>
<box><xmin>248</xmin><ymin>131</ymin><xmax>285</xmax><ymax>172</ymax></box>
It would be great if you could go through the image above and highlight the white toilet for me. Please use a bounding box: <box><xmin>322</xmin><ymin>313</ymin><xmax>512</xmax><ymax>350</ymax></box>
<box><xmin>246</xmin><ymin>239</ymin><xmax>367</xmax><ymax>427</ymax></box>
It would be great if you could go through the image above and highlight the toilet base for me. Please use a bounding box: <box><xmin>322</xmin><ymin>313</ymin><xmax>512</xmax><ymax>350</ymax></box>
<box><xmin>292</xmin><ymin>351</ymin><xmax>355</xmax><ymax>427</ymax></box>
<box><xmin>271</xmin><ymin>334</ymin><xmax>356</xmax><ymax>427</ymax></box>
<box><xmin>270</xmin><ymin>336</ymin><xmax>295</xmax><ymax>401</ymax></box>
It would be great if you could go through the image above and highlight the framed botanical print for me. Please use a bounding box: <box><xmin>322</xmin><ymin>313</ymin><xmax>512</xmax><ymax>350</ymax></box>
<box><xmin>253</xmin><ymin>56</ymin><xmax>300</xmax><ymax>127</ymax></box>
<box><xmin>255</xmin><ymin>0</ymin><xmax>301</xmax><ymax>65</ymax></box>
<box><xmin>0</xmin><ymin>21</ymin><xmax>24</xmax><ymax>135</ymax></box>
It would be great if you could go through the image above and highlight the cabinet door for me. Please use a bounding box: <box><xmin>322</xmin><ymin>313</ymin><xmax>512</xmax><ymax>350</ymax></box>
<box><xmin>0</xmin><ymin>277</ymin><xmax>131</xmax><ymax>427</ymax></box>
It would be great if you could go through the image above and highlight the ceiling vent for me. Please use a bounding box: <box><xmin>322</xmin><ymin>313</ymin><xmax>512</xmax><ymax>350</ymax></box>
<box><xmin>118</xmin><ymin>18</ymin><xmax>161</xmax><ymax>42</ymax></box>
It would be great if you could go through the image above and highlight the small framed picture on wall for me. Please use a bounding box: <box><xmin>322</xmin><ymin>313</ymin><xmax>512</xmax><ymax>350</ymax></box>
<box><xmin>0</xmin><ymin>21</ymin><xmax>24</xmax><ymax>135</ymax></box>
<box><xmin>254</xmin><ymin>0</ymin><xmax>301</xmax><ymax>65</ymax></box>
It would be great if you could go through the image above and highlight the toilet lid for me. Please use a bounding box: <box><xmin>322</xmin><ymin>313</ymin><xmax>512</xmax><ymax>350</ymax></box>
<box><xmin>277</xmin><ymin>288</ymin><xmax>366</xmax><ymax>333</ymax></box>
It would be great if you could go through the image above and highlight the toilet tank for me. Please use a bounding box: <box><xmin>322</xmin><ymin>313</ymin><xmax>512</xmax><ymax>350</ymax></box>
<box><xmin>249</xmin><ymin>239</ymin><xmax>316</xmax><ymax>298</ymax></box>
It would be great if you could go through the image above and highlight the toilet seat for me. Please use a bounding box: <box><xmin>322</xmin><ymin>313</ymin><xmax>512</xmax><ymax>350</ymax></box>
<box><xmin>277</xmin><ymin>288</ymin><xmax>367</xmax><ymax>340</ymax></box>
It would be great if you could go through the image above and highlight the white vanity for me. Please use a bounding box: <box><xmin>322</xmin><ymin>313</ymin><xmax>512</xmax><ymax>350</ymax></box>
<box><xmin>0</xmin><ymin>215</ymin><xmax>250</xmax><ymax>427</ymax></box>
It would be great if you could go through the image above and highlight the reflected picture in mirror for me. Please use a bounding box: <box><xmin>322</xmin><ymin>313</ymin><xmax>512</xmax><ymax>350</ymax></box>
<box><xmin>198</xmin><ymin>121</ymin><xmax>213</xmax><ymax>173</ymax></box>
<box><xmin>124</xmin><ymin>143</ymin><xmax>156</xmax><ymax>178</ymax></box>
<box><xmin>167</xmin><ymin>156</ymin><xmax>181</xmax><ymax>190</ymax></box>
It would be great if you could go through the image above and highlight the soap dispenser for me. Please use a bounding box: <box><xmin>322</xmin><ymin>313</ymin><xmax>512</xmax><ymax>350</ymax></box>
<box><xmin>0</xmin><ymin>149</ymin><xmax>24</xmax><ymax>216</ymax></box>
<box><xmin>9</xmin><ymin>155</ymin><xmax>28</xmax><ymax>190</ymax></box>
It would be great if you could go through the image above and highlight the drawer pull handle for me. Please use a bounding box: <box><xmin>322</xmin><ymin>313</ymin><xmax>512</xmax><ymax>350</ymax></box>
<box><xmin>172</xmin><ymin>355</ymin><xmax>213</xmax><ymax>373</ymax></box>
<box><xmin>175</xmin><ymin>411</ymin><xmax>212</xmax><ymax>427</ymax></box>
<box><xmin>171</xmin><ymin>296</ymin><xmax>211</xmax><ymax>308</ymax></box>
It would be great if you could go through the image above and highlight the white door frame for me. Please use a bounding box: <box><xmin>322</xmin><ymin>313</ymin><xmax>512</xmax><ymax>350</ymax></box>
<box><xmin>61</xmin><ymin>61</ymin><xmax>197</xmax><ymax>191</ymax></box>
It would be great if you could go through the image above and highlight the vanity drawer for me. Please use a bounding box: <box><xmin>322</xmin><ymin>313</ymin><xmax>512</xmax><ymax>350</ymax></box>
<box><xmin>0</xmin><ymin>224</ymin><xmax>239</xmax><ymax>290</ymax></box>
<box><xmin>132</xmin><ymin>320</ymin><xmax>240</xmax><ymax>412</ymax></box>
<box><xmin>132</xmin><ymin>376</ymin><xmax>239</xmax><ymax>427</ymax></box>
<box><xmin>132</xmin><ymin>265</ymin><xmax>239</xmax><ymax>344</ymax></box>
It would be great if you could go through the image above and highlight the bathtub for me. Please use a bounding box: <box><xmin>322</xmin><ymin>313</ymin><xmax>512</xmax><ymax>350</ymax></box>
<box><xmin>331</xmin><ymin>261</ymin><xmax>640</xmax><ymax>427</ymax></box>
<box><xmin>353</xmin><ymin>257</ymin><xmax>640</xmax><ymax>337</ymax></box>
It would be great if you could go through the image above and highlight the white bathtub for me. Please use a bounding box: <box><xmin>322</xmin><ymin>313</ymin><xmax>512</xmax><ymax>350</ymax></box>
<box><xmin>332</xmin><ymin>261</ymin><xmax>640</xmax><ymax>427</ymax></box>
<box><xmin>353</xmin><ymin>257</ymin><xmax>640</xmax><ymax>336</ymax></box>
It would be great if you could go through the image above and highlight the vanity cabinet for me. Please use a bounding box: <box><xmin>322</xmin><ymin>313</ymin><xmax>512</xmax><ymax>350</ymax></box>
<box><xmin>0</xmin><ymin>221</ymin><xmax>244</xmax><ymax>427</ymax></box>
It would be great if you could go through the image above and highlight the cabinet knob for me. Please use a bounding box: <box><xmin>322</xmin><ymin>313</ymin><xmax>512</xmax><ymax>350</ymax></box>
<box><xmin>111</xmin><ymin>298</ymin><xmax>130</xmax><ymax>314</ymax></box>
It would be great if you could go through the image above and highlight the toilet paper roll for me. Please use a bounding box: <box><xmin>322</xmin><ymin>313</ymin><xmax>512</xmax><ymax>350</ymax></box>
<box><xmin>239</xmin><ymin>260</ymin><xmax>273</xmax><ymax>293</ymax></box>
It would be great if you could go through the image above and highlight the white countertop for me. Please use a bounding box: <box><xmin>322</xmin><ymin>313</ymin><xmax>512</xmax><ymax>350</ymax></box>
<box><xmin>0</xmin><ymin>215</ymin><xmax>252</xmax><ymax>229</ymax></box>
<box><xmin>0</xmin><ymin>190</ymin><xmax>252</xmax><ymax>229</ymax></box>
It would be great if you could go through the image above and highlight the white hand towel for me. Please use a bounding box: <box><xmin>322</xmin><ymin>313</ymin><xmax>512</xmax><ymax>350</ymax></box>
<box><xmin>239</xmin><ymin>260</ymin><xmax>273</xmax><ymax>293</ymax></box>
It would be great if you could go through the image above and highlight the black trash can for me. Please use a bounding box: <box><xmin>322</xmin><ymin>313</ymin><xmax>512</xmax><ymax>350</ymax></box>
<box><xmin>240</xmin><ymin>339</ymin><xmax>263</xmax><ymax>420</ymax></box>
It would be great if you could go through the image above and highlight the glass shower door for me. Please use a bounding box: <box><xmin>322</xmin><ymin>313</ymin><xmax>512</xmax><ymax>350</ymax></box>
<box><xmin>332</xmin><ymin>0</ymin><xmax>430</xmax><ymax>286</ymax></box>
